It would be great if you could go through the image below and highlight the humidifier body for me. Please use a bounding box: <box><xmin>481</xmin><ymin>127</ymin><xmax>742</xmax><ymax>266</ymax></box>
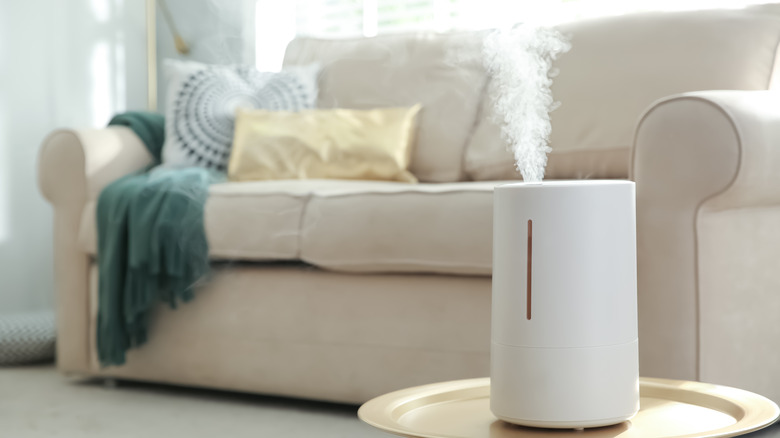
<box><xmin>491</xmin><ymin>181</ymin><xmax>639</xmax><ymax>429</ymax></box>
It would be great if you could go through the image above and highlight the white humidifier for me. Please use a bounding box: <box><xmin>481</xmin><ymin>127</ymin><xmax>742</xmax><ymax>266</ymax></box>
<box><xmin>491</xmin><ymin>180</ymin><xmax>639</xmax><ymax>429</ymax></box>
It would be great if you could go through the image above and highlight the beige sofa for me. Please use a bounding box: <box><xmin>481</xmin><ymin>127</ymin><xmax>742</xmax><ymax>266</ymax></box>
<box><xmin>39</xmin><ymin>5</ymin><xmax>780</xmax><ymax>404</ymax></box>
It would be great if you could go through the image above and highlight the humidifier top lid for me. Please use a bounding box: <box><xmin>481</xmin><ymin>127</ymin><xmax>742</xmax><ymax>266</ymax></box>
<box><xmin>496</xmin><ymin>180</ymin><xmax>634</xmax><ymax>190</ymax></box>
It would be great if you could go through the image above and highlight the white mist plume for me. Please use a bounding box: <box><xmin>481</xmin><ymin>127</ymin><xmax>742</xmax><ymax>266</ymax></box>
<box><xmin>483</xmin><ymin>24</ymin><xmax>570</xmax><ymax>182</ymax></box>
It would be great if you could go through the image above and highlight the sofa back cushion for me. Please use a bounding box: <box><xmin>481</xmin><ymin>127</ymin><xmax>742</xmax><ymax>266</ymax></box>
<box><xmin>465</xmin><ymin>5</ymin><xmax>780</xmax><ymax>181</ymax></box>
<box><xmin>282</xmin><ymin>32</ymin><xmax>486</xmax><ymax>182</ymax></box>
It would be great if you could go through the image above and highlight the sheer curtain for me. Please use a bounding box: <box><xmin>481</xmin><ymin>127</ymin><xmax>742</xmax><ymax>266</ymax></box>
<box><xmin>256</xmin><ymin>0</ymin><xmax>769</xmax><ymax>71</ymax></box>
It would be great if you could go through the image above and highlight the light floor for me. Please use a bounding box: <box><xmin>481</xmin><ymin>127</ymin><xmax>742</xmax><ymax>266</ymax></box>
<box><xmin>2</xmin><ymin>365</ymin><xmax>779</xmax><ymax>438</ymax></box>
<box><xmin>0</xmin><ymin>365</ymin><xmax>388</xmax><ymax>437</ymax></box>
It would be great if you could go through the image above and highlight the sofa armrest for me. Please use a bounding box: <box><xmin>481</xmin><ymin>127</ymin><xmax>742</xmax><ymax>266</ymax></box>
<box><xmin>37</xmin><ymin>127</ymin><xmax>153</xmax><ymax>374</ymax></box>
<box><xmin>630</xmin><ymin>91</ymin><xmax>780</xmax><ymax>391</ymax></box>
<box><xmin>39</xmin><ymin>127</ymin><xmax>154</xmax><ymax>207</ymax></box>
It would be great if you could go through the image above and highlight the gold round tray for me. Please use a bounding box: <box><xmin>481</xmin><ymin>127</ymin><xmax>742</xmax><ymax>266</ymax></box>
<box><xmin>358</xmin><ymin>377</ymin><xmax>779</xmax><ymax>438</ymax></box>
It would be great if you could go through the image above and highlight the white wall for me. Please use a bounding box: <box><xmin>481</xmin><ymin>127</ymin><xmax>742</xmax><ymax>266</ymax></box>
<box><xmin>0</xmin><ymin>0</ymin><xmax>147</xmax><ymax>315</ymax></box>
<box><xmin>0</xmin><ymin>0</ymin><xmax>254</xmax><ymax>315</ymax></box>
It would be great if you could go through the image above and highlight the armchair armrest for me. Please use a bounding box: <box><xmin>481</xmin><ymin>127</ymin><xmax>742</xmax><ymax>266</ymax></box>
<box><xmin>37</xmin><ymin>127</ymin><xmax>153</xmax><ymax>373</ymax></box>
<box><xmin>631</xmin><ymin>91</ymin><xmax>780</xmax><ymax>399</ymax></box>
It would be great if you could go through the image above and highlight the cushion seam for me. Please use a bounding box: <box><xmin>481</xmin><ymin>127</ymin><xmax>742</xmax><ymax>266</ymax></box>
<box><xmin>308</xmin><ymin>188</ymin><xmax>498</xmax><ymax>199</ymax></box>
<box><xmin>209</xmin><ymin>249</ymin><xmax>297</xmax><ymax>259</ymax></box>
<box><xmin>208</xmin><ymin>192</ymin><xmax>310</xmax><ymax>199</ymax></box>
<box><xmin>302</xmin><ymin>256</ymin><xmax>491</xmax><ymax>270</ymax></box>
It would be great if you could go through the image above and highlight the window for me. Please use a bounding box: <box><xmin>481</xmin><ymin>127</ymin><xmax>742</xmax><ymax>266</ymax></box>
<box><xmin>294</xmin><ymin>0</ymin><xmax>464</xmax><ymax>37</ymax></box>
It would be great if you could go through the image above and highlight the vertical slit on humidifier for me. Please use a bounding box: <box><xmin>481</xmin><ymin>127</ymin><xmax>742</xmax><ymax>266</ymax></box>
<box><xmin>527</xmin><ymin>219</ymin><xmax>532</xmax><ymax>320</ymax></box>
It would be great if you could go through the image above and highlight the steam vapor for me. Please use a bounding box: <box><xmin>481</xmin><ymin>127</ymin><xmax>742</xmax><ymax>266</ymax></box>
<box><xmin>483</xmin><ymin>24</ymin><xmax>571</xmax><ymax>182</ymax></box>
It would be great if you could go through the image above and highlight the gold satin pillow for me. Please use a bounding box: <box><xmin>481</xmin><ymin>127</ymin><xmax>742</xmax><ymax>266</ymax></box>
<box><xmin>228</xmin><ymin>105</ymin><xmax>422</xmax><ymax>183</ymax></box>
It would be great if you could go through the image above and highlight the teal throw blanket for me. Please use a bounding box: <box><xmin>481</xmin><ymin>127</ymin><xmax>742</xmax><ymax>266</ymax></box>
<box><xmin>97</xmin><ymin>112</ymin><xmax>221</xmax><ymax>366</ymax></box>
<box><xmin>108</xmin><ymin>111</ymin><xmax>166</xmax><ymax>162</ymax></box>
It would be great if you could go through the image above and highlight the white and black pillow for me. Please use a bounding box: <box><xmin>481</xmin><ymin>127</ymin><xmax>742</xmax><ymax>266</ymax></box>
<box><xmin>161</xmin><ymin>59</ymin><xmax>319</xmax><ymax>171</ymax></box>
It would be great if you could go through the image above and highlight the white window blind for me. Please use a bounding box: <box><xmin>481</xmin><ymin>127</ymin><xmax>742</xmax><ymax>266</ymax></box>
<box><xmin>296</xmin><ymin>0</ymin><xmax>364</xmax><ymax>37</ymax></box>
<box><xmin>294</xmin><ymin>0</ymin><xmax>464</xmax><ymax>37</ymax></box>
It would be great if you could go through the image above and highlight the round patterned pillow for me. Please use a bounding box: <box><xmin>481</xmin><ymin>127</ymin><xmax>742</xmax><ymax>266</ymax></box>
<box><xmin>0</xmin><ymin>311</ymin><xmax>56</xmax><ymax>365</ymax></box>
<box><xmin>161</xmin><ymin>60</ymin><xmax>320</xmax><ymax>171</ymax></box>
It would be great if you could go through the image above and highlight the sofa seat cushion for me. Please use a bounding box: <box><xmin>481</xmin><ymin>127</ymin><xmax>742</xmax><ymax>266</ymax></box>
<box><xmin>300</xmin><ymin>181</ymin><xmax>504</xmax><ymax>276</ymax></box>
<box><xmin>79</xmin><ymin>179</ymin><xmax>504</xmax><ymax>276</ymax></box>
<box><xmin>79</xmin><ymin>179</ymin><xmax>366</xmax><ymax>260</ymax></box>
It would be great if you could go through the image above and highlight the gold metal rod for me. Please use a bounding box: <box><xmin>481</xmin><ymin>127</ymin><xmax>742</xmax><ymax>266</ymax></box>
<box><xmin>158</xmin><ymin>0</ymin><xmax>190</xmax><ymax>54</ymax></box>
<box><xmin>146</xmin><ymin>0</ymin><xmax>157</xmax><ymax>111</ymax></box>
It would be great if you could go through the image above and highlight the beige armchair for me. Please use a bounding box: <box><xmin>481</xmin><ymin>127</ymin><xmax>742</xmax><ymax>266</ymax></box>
<box><xmin>633</xmin><ymin>91</ymin><xmax>780</xmax><ymax>399</ymax></box>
